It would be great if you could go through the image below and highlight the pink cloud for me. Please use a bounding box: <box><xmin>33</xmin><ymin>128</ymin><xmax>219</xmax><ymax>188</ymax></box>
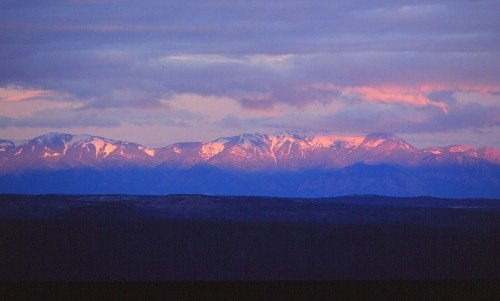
<box><xmin>341</xmin><ymin>86</ymin><xmax>449</xmax><ymax>113</ymax></box>
<box><xmin>0</xmin><ymin>86</ymin><xmax>49</xmax><ymax>102</ymax></box>
<box><xmin>309</xmin><ymin>83</ymin><xmax>500</xmax><ymax>113</ymax></box>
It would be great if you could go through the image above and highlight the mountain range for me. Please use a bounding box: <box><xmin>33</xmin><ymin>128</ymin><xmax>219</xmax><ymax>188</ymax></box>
<box><xmin>1</xmin><ymin>131</ymin><xmax>499</xmax><ymax>198</ymax></box>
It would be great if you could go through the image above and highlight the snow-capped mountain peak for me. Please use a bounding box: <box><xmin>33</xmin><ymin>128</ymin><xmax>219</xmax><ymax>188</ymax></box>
<box><xmin>308</xmin><ymin>134</ymin><xmax>364</xmax><ymax>149</ymax></box>
<box><xmin>200</xmin><ymin>138</ymin><xmax>228</xmax><ymax>160</ymax></box>
<box><xmin>0</xmin><ymin>130</ymin><xmax>498</xmax><ymax>173</ymax></box>
<box><xmin>361</xmin><ymin>132</ymin><xmax>416</xmax><ymax>151</ymax></box>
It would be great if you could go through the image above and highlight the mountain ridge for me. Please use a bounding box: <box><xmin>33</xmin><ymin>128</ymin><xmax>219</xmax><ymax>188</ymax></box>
<box><xmin>1</xmin><ymin>131</ymin><xmax>499</xmax><ymax>198</ymax></box>
<box><xmin>1</xmin><ymin>131</ymin><xmax>499</xmax><ymax>173</ymax></box>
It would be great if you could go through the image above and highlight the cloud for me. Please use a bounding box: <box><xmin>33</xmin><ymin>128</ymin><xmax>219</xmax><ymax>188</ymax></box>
<box><xmin>222</xmin><ymin>94</ymin><xmax>500</xmax><ymax>137</ymax></box>
<box><xmin>0</xmin><ymin>0</ymin><xmax>499</xmax><ymax>145</ymax></box>
<box><xmin>0</xmin><ymin>87</ymin><xmax>46</xmax><ymax>102</ymax></box>
<box><xmin>216</xmin><ymin>114</ymin><xmax>242</xmax><ymax>128</ymax></box>
<box><xmin>0</xmin><ymin>107</ymin><xmax>122</xmax><ymax>129</ymax></box>
<box><xmin>0</xmin><ymin>86</ymin><xmax>72</xmax><ymax>103</ymax></box>
<box><xmin>309</xmin><ymin>84</ymin><xmax>450</xmax><ymax>112</ymax></box>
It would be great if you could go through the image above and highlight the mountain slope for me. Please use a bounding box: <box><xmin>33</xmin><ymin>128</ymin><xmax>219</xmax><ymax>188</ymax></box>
<box><xmin>1</xmin><ymin>131</ymin><xmax>498</xmax><ymax>172</ymax></box>
<box><xmin>0</xmin><ymin>131</ymin><xmax>499</xmax><ymax>198</ymax></box>
<box><xmin>0</xmin><ymin>133</ymin><xmax>158</xmax><ymax>172</ymax></box>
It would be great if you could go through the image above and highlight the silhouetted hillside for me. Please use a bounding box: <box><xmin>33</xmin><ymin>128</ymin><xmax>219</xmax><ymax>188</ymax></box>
<box><xmin>1</xmin><ymin>194</ymin><xmax>498</xmax><ymax>280</ymax></box>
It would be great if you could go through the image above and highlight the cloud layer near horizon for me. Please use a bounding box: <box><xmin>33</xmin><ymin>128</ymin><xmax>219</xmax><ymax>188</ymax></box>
<box><xmin>0</xmin><ymin>0</ymin><xmax>499</xmax><ymax>147</ymax></box>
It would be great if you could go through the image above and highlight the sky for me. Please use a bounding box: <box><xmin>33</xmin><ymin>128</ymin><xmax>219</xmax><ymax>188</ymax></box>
<box><xmin>0</xmin><ymin>0</ymin><xmax>499</xmax><ymax>148</ymax></box>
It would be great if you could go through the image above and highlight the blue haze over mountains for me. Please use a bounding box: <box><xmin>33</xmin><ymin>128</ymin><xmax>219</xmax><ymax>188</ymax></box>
<box><xmin>0</xmin><ymin>131</ymin><xmax>499</xmax><ymax>198</ymax></box>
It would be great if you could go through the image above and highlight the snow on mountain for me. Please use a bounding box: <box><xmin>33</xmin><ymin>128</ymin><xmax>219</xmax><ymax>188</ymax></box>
<box><xmin>192</xmin><ymin>133</ymin><xmax>274</xmax><ymax>171</ymax></box>
<box><xmin>155</xmin><ymin>142</ymin><xmax>204</xmax><ymax>168</ymax></box>
<box><xmin>0</xmin><ymin>131</ymin><xmax>498</xmax><ymax>173</ymax></box>
<box><xmin>419</xmin><ymin>145</ymin><xmax>500</xmax><ymax>165</ymax></box>
<box><xmin>308</xmin><ymin>135</ymin><xmax>363</xmax><ymax>149</ymax></box>
<box><xmin>0</xmin><ymin>133</ymin><xmax>159</xmax><ymax>172</ymax></box>
<box><xmin>345</xmin><ymin>133</ymin><xmax>419</xmax><ymax>166</ymax></box>
<box><xmin>197</xmin><ymin>130</ymin><xmax>350</xmax><ymax>170</ymax></box>
<box><xmin>477</xmin><ymin>147</ymin><xmax>500</xmax><ymax>164</ymax></box>
<box><xmin>200</xmin><ymin>138</ymin><xmax>228</xmax><ymax>160</ymax></box>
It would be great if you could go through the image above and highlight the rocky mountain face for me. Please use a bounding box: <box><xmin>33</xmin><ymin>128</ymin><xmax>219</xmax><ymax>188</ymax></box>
<box><xmin>1</xmin><ymin>131</ymin><xmax>498</xmax><ymax>173</ymax></box>
<box><xmin>0</xmin><ymin>131</ymin><xmax>498</xmax><ymax>198</ymax></box>
<box><xmin>0</xmin><ymin>133</ymin><xmax>156</xmax><ymax>172</ymax></box>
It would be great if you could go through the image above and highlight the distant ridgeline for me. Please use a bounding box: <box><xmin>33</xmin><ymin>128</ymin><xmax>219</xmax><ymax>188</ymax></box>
<box><xmin>0</xmin><ymin>131</ymin><xmax>499</xmax><ymax>198</ymax></box>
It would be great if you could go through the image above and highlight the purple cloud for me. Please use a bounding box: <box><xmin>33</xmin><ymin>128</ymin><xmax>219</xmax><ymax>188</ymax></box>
<box><xmin>0</xmin><ymin>0</ymin><xmax>499</xmax><ymax>146</ymax></box>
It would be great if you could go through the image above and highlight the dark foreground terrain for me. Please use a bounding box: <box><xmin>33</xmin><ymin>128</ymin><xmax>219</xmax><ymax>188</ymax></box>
<box><xmin>0</xmin><ymin>194</ymin><xmax>498</xmax><ymax>280</ymax></box>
